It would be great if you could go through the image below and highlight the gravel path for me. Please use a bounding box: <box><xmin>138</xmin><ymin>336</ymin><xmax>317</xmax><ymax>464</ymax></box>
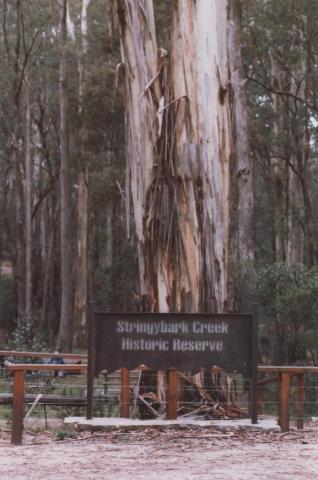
<box><xmin>1</xmin><ymin>426</ymin><xmax>318</xmax><ymax>479</ymax></box>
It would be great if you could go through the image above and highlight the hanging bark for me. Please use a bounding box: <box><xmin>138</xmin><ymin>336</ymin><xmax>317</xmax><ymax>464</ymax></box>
<box><xmin>228</xmin><ymin>0</ymin><xmax>254</xmax><ymax>310</ymax></box>
<box><xmin>106</xmin><ymin>0</ymin><xmax>115</xmax><ymax>46</ymax></box>
<box><xmin>56</xmin><ymin>0</ymin><xmax>73</xmax><ymax>351</ymax></box>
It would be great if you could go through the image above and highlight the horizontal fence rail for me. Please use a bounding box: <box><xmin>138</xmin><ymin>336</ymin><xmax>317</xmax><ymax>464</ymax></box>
<box><xmin>0</xmin><ymin>350</ymin><xmax>87</xmax><ymax>361</ymax></box>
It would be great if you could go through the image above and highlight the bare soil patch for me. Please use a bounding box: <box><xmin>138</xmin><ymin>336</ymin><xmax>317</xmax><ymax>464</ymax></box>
<box><xmin>0</xmin><ymin>424</ymin><xmax>318</xmax><ymax>479</ymax></box>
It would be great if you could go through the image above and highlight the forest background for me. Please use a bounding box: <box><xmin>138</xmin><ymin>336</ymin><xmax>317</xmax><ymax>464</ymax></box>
<box><xmin>0</xmin><ymin>0</ymin><xmax>318</xmax><ymax>366</ymax></box>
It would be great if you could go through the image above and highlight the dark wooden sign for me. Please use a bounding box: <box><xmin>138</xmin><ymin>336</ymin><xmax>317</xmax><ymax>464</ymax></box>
<box><xmin>86</xmin><ymin>307</ymin><xmax>258</xmax><ymax>424</ymax></box>
<box><xmin>91</xmin><ymin>312</ymin><xmax>255</xmax><ymax>377</ymax></box>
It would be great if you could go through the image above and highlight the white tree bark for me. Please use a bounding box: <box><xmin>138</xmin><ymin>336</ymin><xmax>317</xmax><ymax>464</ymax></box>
<box><xmin>169</xmin><ymin>0</ymin><xmax>232</xmax><ymax>312</ymax></box>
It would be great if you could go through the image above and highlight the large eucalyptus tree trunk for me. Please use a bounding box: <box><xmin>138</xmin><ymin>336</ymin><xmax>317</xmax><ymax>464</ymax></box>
<box><xmin>167</xmin><ymin>0</ymin><xmax>232</xmax><ymax>313</ymax></box>
<box><xmin>119</xmin><ymin>0</ymin><xmax>233</xmax><ymax>313</ymax></box>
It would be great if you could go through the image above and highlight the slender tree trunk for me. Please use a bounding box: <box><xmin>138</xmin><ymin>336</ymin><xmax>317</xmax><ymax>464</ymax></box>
<box><xmin>14</xmin><ymin>145</ymin><xmax>26</xmax><ymax>319</ymax></box>
<box><xmin>270</xmin><ymin>52</ymin><xmax>287</xmax><ymax>262</ymax></box>
<box><xmin>74</xmin><ymin>170</ymin><xmax>88</xmax><ymax>342</ymax></box>
<box><xmin>228</xmin><ymin>0</ymin><xmax>254</xmax><ymax>310</ymax></box>
<box><xmin>287</xmin><ymin>159</ymin><xmax>304</xmax><ymax>266</ymax></box>
<box><xmin>294</xmin><ymin>48</ymin><xmax>316</xmax><ymax>266</ymax></box>
<box><xmin>105</xmin><ymin>201</ymin><xmax>113</xmax><ymax>272</ymax></box>
<box><xmin>40</xmin><ymin>204</ymin><xmax>57</xmax><ymax>330</ymax></box>
<box><xmin>56</xmin><ymin>0</ymin><xmax>73</xmax><ymax>351</ymax></box>
<box><xmin>285</xmin><ymin>29</ymin><xmax>306</xmax><ymax>267</ymax></box>
<box><xmin>7</xmin><ymin>1</ymin><xmax>26</xmax><ymax>319</ymax></box>
<box><xmin>299</xmin><ymin>173</ymin><xmax>317</xmax><ymax>265</ymax></box>
<box><xmin>24</xmin><ymin>78</ymin><xmax>32</xmax><ymax>317</ymax></box>
<box><xmin>74</xmin><ymin>0</ymin><xmax>91</xmax><ymax>346</ymax></box>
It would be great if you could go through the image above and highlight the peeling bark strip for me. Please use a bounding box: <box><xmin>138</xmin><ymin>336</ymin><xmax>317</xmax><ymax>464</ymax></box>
<box><xmin>118</xmin><ymin>0</ymin><xmax>232</xmax><ymax>313</ymax></box>
<box><xmin>117</xmin><ymin>0</ymin><xmax>163</xmax><ymax>309</ymax></box>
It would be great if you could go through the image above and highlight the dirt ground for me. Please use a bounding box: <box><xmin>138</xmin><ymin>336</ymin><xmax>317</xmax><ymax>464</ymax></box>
<box><xmin>0</xmin><ymin>424</ymin><xmax>318</xmax><ymax>480</ymax></box>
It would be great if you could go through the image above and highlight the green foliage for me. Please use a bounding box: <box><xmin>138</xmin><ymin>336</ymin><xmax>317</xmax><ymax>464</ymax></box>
<box><xmin>256</xmin><ymin>263</ymin><xmax>318</xmax><ymax>364</ymax></box>
<box><xmin>10</xmin><ymin>314</ymin><xmax>52</xmax><ymax>354</ymax></box>
<box><xmin>55</xmin><ymin>430</ymin><xmax>78</xmax><ymax>441</ymax></box>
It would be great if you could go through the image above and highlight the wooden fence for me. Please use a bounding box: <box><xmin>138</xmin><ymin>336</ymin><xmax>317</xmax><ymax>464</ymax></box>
<box><xmin>1</xmin><ymin>350</ymin><xmax>318</xmax><ymax>444</ymax></box>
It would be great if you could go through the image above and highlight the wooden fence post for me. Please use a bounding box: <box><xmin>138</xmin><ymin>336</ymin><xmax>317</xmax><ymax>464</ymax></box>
<box><xmin>120</xmin><ymin>368</ymin><xmax>130</xmax><ymax>418</ymax></box>
<box><xmin>11</xmin><ymin>369</ymin><xmax>25</xmax><ymax>445</ymax></box>
<box><xmin>279</xmin><ymin>372</ymin><xmax>290</xmax><ymax>432</ymax></box>
<box><xmin>86</xmin><ymin>300</ymin><xmax>96</xmax><ymax>420</ymax></box>
<box><xmin>296</xmin><ymin>374</ymin><xmax>304</xmax><ymax>430</ymax></box>
<box><xmin>257</xmin><ymin>385</ymin><xmax>264</xmax><ymax>415</ymax></box>
<box><xmin>166</xmin><ymin>369</ymin><xmax>178</xmax><ymax>420</ymax></box>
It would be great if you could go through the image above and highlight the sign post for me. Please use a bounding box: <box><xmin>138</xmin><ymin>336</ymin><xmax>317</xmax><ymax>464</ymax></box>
<box><xmin>120</xmin><ymin>367</ymin><xmax>130</xmax><ymax>418</ymax></box>
<box><xmin>250</xmin><ymin>305</ymin><xmax>258</xmax><ymax>424</ymax></box>
<box><xmin>86</xmin><ymin>301</ymin><xmax>95</xmax><ymax>420</ymax></box>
